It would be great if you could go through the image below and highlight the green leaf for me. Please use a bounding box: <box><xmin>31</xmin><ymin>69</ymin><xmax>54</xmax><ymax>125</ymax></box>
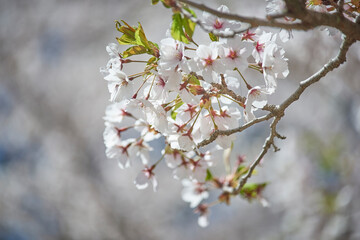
<box><xmin>148</xmin><ymin>41</ymin><xmax>160</xmax><ymax>57</ymax></box>
<box><xmin>122</xmin><ymin>45</ymin><xmax>147</xmax><ymax>58</ymax></box>
<box><xmin>182</xmin><ymin>7</ymin><xmax>196</xmax><ymax>38</ymax></box>
<box><xmin>135</xmin><ymin>23</ymin><xmax>150</xmax><ymax>49</ymax></box>
<box><xmin>115</xmin><ymin>20</ymin><xmax>137</xmax><ymax>45</ymax></box>
<box><xmin>171</xmin><ymin>13</ymin><xmax>189</xmax><ymax>43</ymax></box>
<box><xmin>188</xmin><ymin>74</ymin><xmax>200</xmax><ymax>85</ymax></box>
<box><xmin>116</xmin><ymin>35</ymin><xmax>137</xmax><ymax>45</ymax></box>
<box><xmin>147</xmin><ymin>56</ymin><xmax>157</xmax><ymax>65</ymax></box>
<box><xmin>209</xmin><ymin>32</ymin><xmax>219</xmax><ymax>42</ymax></box>
<box><xmin>173</xmin><ymin>99</ymin><xmax>184</xmax><ymax>111</ymax></box>
<box><xmin>205</xmin><ymin>169</ymin><xmax>214</xmax><ymax>181</ymax></box>
<box><xmin>151</xmin><ymin>0</ymin><xmax>160</xmax><ymax>4</ymax></box>
<box><xmin>183</xmin><ymin>7</ymin><xmax>196</xmax><ymax>18</ymax></box>
<box><xmin>235</xmin><ymin>165</ymin><xmax>248</xmax><ymax>178</ymax></box>
<box><xmin>171</xmin><ymin>111</ymin><xmax>178</xmax><ymax>120</ymax></box>
<box><xmin>170</xmin><ymin>11</ymin><xmax>196</xmax><ymax>44</ymax></box>
<box><xmin>240</xmin><ymin>183</ymin><xmax>267</xmax><ymax>200</ymax></box>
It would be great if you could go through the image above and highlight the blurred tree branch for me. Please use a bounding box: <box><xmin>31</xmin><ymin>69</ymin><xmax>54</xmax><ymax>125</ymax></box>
<box><xmin>177</xmin><ymin>0</ymin><xmax>360</xmax><ymax>40</ymax></box>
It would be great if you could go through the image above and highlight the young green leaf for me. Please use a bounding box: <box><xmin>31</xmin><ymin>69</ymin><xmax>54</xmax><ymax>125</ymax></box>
<box><xmin>209</xmin><ymin>32</ymin><xmax>219</xmax><ymax>42</ymax></box>
<box><xmin>122</xmin><ymin>45</ymin><xmax>147</xmax><ymax>58</ymax></box>
<box><xmin>135</xmin><ymin>23</ymin><xmax>150</xmax><ymax>49</ymax></box>
<box><xmin>182</xmin><ymin>7</ymin><xmax>196</xmax><ymax>38</ymax></box>
<box><xmin>171</xmin><ymin>13</ymin><xmax>189</xmax><ymax>43</ymax></box>
<box><xmin>170</xmin><ymin>11</ymin><xmax>196</xmax><ymax>44</ymax></box>
<box><xmin>240</xmin><ymin>182</ymin><xmax>267</xmax><ymax>201</ymax></box>
<box><xmin>171</xmin><ymin>110</ymin><xmax>178</xmax><ymax>120</ymax></box>
<box><xmin>205</xmin><ymin>169</ymin><xmax>214</xmax><ymax>181</ymax></box>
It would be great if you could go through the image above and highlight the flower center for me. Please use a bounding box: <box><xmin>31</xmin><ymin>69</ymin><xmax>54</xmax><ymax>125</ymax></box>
<box><xmin>204</xmin><ymin>57</ymin><xmax>214</xmax><ymax>66</ymax></box>
<box><xmin>213</xmin><ymin>19</ymin><xmax>223</xmax><ymax>29</ymax></box>
<box><xmin>228</xmin><ymin>49</ymin><xmax>237</xmax><ymax>60</ymax></box>
<box><xmin>255</xmin><ymin>42</ymin><xmax>265</xmax><ymax>53</ymax></box>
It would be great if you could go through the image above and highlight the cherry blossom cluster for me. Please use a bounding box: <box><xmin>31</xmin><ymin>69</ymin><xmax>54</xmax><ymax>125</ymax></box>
<box><xmin>101</xmin><ymin>4</ymin><xmax>290</xmax><ymax>227</ymax></box>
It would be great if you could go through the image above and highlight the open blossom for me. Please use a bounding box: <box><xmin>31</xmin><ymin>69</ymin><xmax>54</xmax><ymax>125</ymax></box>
<box><xmin>195</xmin><ymin>204</ymin><xmax>210</xmax><ymax>228</ymax></box>
<box><xmin>199</xmin><ymin>107</ymin><xmax>241</xmax><ymax>148</ymax></box>
<box><xmin>158</xmin><ymin>38</ymin><xmax>187</xmax><ymax>72</ymax></box>
<box><xmin>202</xmin><ymin>5</ymin><xmax>241</xmax><ymax>34</ymax></box>
<box><xmin>104</xmin><ymin>68</ymin><xmax>133</xmax><ymax>102</ymax></box>
<box><xmin>134</xmin><ymin>166</ymin><xmax>158</xmax><ymax>192</ymax></box>
<box><xmin>106</xmin><ymin>138</ymin><xmax>135</xmax><ymax>169</ymax></box>
<box><xmin>129</xmin><ymin>139</ymin><xmax>153</xmax><ymax>165</ymax></box>
<box><xmin>219</xmin><ymin>35</ymin><xmax>250</xmax><ymax>71</ymax></box>
<box><xmin>252</xmin><ymin>29</ymin><xmax>274</xmax><ymax>63</ymax></box>
<box><xmin>244</xmin><ymin>86</ymin><xmax>270</xmax><ymax>122</ymax></box>
<box><xmin>103</xmin><ymin>100</ymin><xmax>132</xmax><ymax>123</ymax></box>
<box><xmin>100</xmin><ymin>43</ymin><xmax>123</xmax><ymax>76</ymax></box>
<box><xmin>262</xmin><ymin>42</ymin><xmax>289</xmax><ymax>93</ymax></box>
<box><xmin>165</xmin><ymin>149</ymin><xmax>183</xmax><ymax>168</ymax></box>
<box><xmin>193</xmin><ymin>43</ymin><xmax>225</xmax><ymax>82</ymax></box>
<box><xmin>181</xmin><ymin>179</ymin><xmax>209</xmax><ymax>208</ymax></box>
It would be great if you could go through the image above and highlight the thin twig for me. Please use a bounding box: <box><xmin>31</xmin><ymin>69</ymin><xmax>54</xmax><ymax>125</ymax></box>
<box><xmin>233</xmin><ymin>116</ymin><xmax>282</xmax><ymax>194</ymax></box>
<box><xmin>197</xmin><ymin>113</ymin><xmax>274</xmax><ymax>148</ymax></box>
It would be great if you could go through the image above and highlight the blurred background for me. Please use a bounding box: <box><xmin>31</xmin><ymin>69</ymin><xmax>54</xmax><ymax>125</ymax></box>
<box><xmin>1</xmin><ymin>0</ymin><xmax>360</xmax><ymax>239</ymax></box>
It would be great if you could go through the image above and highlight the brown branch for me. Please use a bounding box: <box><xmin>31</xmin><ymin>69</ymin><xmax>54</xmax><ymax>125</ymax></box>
<box><xmin>233</xmin><ymin>116</ymin><xmax>283</xmax><ymax>194</ymax></box>
<box><xmin>177</xmin><ymin>0</ymin><xmax>312</xmax><ymax>34</ymax></box>
<box><xmin>211</xmin><ymin>82</ymin><xmax>246</xmax><ymax>104</ymax></box>
<box><xmin>197</xmin><ymin>113</ymin><xmax>274</xmax><ymax>148</ymax></box>
<box><xmin>177</xmin><ymin>0</ymin><xmax>360</xmax><ymax>40</ymax></box>
<box><xmin>178</xmin><ymin>7</ymin><xmax>251</xmax><ymax>38</ymax></box>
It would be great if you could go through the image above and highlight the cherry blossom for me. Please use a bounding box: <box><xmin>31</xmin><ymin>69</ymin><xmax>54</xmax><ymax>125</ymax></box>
<box><xmin>262</xmin><ymin>42</ymin><xmax>289</xmax><ymax>93</ymax></box>
<box><xmin>252</xmin><ymin>29</ymin><xmax>274</xmax><ymax>63</ymax></box>
<box><xmin>104</xmin><ymin>68</ymin><xmax>134</xmax><ymax>102</ymax></box>
<box><xmin>193</xmin><ymin>43</ymin><xmax>225</xmax><ymax>82</ymax></box>
<box><xmin>219</xmin><ymin>35</ymin><xmax>250</xmax><ymax>71</ymax></box>
<box><xmin>195</xmin><ymin>204</ymin><xmax>210</xmax><ymax>228</ymax></box>
<box><xmin>134</xmin><ymin>166</ymin><xmax>158</xmax><ymax>192</ymax></box>
<box><xmin>202</xmin><ymin>5</ymin><xmax>241</xmax><ymax>35</ymax></box>
<box><xmin>100</xmin><ymin>2</ymin><xmax>296</xmax><ymax>227</ymax></box>
<box><xmin>158</xmin><ymin>38</ymin><xmax>187</xmax><ymax>72</ymax></box>
<box><xmin>181</xmin><ymin>179</ymin><xmax>209</xmax><ymax>208</ymax></box>
<box><xmin>244</xmin><ymin>86</ymin><xmax>270</xmax><ymax>122</ymax></box>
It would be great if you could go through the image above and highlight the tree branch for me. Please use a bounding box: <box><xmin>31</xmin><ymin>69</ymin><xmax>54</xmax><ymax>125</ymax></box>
<box><xmin>233</xmin><ymin>115</ymin><xmax>283</xmax><ymax>194</ymax></box>
<box><xmin>177</xmin><ymin>0</ymin><xmax>360</xmax><ymax>40</ymax></box>
<box><xmin>197</xmin><ymin>113</ymin><xmax>274</xmax><ymax>148</ymax></box>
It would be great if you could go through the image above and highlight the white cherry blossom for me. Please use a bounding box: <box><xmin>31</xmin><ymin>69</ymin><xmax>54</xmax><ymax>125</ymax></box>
<box><xmin>181</xmin><ymin>179</ymin><xmax>209</xmax><ymax>208</ymax></box>
<box><xmin>104</xmin><ymin>69</ymin><xmax>134</xmax><ymax>102</ymax></box>
<box><xmin>134</xmin><ymin>166</ymin><xmax>158</xmax><ymax>192</ymax></box>
<box><xmin>194</xmin><ymin>43</ymin><xmax>225</xmax><ymax>82</ymax></box>
<box><xmin>244</xmin><ymin>86</ymin><xmax>270</xmax><ymax>122</ymax></box>
<box><xmin>202</xmin><ymin>5</ymin><xmax>241</xmax><ymax>35</ymax></box>
<box><xmin>262</xmin><ymin>42</ymin><xmax>289</xmax><ymax>93</ymax></box>
<box><xmin>106</xmin><ymin>138</ymin><xmax>135</xmax><ymax>169</ymax></box>
<box><xmin>219</xmin><ymin>35</ymin><xmax>250</xmax><ymax>71</ymax></box>
<box><xmin>158</xmin><ymin>38</ymin><xmax>187</xmax><ymax>72</ymax></box>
